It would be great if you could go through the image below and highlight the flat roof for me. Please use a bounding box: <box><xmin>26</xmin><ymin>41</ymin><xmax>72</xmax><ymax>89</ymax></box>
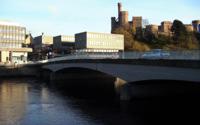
<box><xmin>54</xmin><ymin>35</ymin><xmax>74</xmax><ymax>37</ymax></box>
<box><xmin>0</xmin><ymin>20</ymin><xmax>24</xmax><ymax>27</ymax></box>
<box><xmin>75</xmin><ymin>31</ymin><xmax>124</xmax><ymax>37</ymax></box>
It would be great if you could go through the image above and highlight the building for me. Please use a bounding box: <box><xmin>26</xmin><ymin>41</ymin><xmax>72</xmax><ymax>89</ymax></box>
<box><xmin>132</xmin><ymin>16</ymin><xmax>142</xmax><ymax>31</ymax></box>
<box><xmin>192</xmin><ymin>20</ymin><xmax>200</xmax><ymax>32</ymax></box>
<box><xmin>0</xmin><ymin>21</ymin><xmax>32</xmax><ymax>64</ymax></box>
<box><xmin>33</xmin><ymin>34</ymin><xmax>53</xmax><ymax>49</ymax></box>
<box><xmin>144</xmin><ymin>21</ymin><xmax>173</xmax><ymax>37</ymax></box>
<box><xmin>33</xmin><ymin>34</ymin><xmax>53</xmax><ymax>60</ymax></box>
<box><xmin>185</xmin><ymin>24</ymin><xmax>194</xmax><ymax>32</ymax></box>
<box><xmin>25</xmin><ymin>33</ymin><xmax>33</xmax><ymax>47</ymax></box>
<box><xmin>75</xmin><ymin>32</ymin><xmax>124</xmax><ymax>53</ymax></box>
<box><xmin>111</xmin><ymin>3</ymin><xmax>143</xmax><ymax>34</ymax></box>
<box><xmin>53</xmin><ymin>35</ymin><xmax>75</xmax><ymax>54</ymax></box>
<box><xmin>145</xmin><ymin>25</ymin><xmax>159</xmax><ymax>34</ymax></box>
<box><xmin>160</xmin><ymin>21</ymin><xmax>172</xmax><ymax>33</ymax></box>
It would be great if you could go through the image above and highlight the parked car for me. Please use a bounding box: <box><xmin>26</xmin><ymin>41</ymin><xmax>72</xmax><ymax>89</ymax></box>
<box><xmin>141</xmin><ymin>49</ymin><xmax>170</xmax><ymax>59</ymax></box>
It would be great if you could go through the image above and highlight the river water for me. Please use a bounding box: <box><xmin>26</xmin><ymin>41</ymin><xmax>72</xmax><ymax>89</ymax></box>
<box><xmin>0</xmin><ymin>78</ymin><xmax>199</xmax><ymax>125</ymax></box>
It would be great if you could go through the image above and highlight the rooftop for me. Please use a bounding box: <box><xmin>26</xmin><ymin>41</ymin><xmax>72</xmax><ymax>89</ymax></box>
<box><xmin>76</xmin><ymin>31</ymin><xmax>124</xmax><ymax>36</ymax></box>
<box><xmin>0</xmin><ymin>20</ymin><xmax>24</xmax><ymax>27</ymax></box>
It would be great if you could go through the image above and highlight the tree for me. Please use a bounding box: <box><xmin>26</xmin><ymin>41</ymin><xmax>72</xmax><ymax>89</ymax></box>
<box><xmin>171</xmin><ymin>20</ymin><xmax>187</xmax><ymax>42</ymax></box>
<box><xmin>195</xmin><ymin>32</ymin><xmax>200</xmax><ymax>42</ymax></box>
<box><xmin>112</xmin><ymin>27</ymin><xmax>134</xmax><ymax>50</ymax></box>
<box><xmin>152</xmin><ymin>34</ymin><xmax>171</xmax><ymax>49</ymax></box>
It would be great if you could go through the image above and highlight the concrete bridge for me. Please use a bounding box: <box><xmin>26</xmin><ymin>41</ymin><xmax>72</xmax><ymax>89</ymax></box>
<box><xmin>42</xmin><ymin>59</ymin><xmax>200</xmax><ymax>83</ymax></box>
<box><xmin>1</xmin><ymin>58</ymin><xmax>200</xmax><ymax>100</ymax></box>
<box><xmin>41</xmin><ymin>59</ymin><xmax>200</xmax><ymax>100</ymax></box>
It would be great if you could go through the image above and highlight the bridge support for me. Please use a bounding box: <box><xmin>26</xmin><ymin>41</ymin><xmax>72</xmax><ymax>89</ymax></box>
<box><xmin>120</xmin><ymin>84</ymin><xmax>132</xmax><ymax>101</ymax></box>
<box><xmin>50</xmin><ymin>72</ymin><xmax>56</xmax><ymax>84</ymax></box>
<box><xmin>114</xmin><ymin>78</ymin><xmax>127</xmax><ymax>94</ymax></box>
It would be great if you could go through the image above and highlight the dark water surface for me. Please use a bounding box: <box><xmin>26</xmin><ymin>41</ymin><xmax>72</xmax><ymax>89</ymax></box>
<box><xmin>0</xmin><ymin>78</ymin><xmax>200</xmax><ymax>125</ymax></box>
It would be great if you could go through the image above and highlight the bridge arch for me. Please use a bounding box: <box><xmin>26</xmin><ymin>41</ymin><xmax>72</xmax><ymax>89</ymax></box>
<box><xmin>42</xmin><ymin>62</ymin><xmax>200</xmax><ymax>83</ymax></box>
<box><xmin>42</xmin><ymin>63</ymin><xmax>127</xmax><ymax>82</ymax></box>
<box><xmin>44</xmin><ymin>66</ymin><xmax>121</xmax><ymax>99</ymax></box>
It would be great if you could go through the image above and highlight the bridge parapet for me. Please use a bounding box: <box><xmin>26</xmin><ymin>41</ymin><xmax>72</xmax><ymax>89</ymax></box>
<box><xmin>44</xmin><ymin>59</ymin><xmax>200</xmax><ymax>69</ymax></box>
<box><xmin>42</xmin><ymin>61</ymin><xmax>200</xmax><ymax>83</ymax></box>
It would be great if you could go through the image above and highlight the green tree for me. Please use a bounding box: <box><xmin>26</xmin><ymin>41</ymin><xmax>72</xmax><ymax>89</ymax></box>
<box><xmin>171</xmin><ymin>20</ymin><xmax>187</xmax><ymax>42</ymax></box>
<box><xmin>152</xmin><ymin>34</ymin><xmax>171</xmax><ymax>49</ymax></box>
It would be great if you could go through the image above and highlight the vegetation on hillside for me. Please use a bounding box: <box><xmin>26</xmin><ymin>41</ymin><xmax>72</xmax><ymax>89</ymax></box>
<box><xmin>112</xmin><ymin>20</ymin><xmax>200</xmax><ymax>51</ymax></box>
<box><xmin>112</xmin><ymin>27</ymin><xmax>150</xmax><ymax>51</ymax></box>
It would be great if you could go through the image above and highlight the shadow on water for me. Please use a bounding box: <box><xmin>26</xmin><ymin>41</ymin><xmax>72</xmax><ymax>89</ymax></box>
<box><xmin>47</xmin><ymin>69</ymin><xmax>200</xmax><ymax>124</ymax></box>
<box><xmin>49</xmin><ymin>68</ymin><xmax>118</xmax><ymax>100</ymax></box>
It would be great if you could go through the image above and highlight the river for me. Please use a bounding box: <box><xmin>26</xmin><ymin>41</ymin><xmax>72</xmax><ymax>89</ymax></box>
<box><xmin>0</xmin><ymin>78</ymin><xmax>199</xmax><ymax>125</ymax></box>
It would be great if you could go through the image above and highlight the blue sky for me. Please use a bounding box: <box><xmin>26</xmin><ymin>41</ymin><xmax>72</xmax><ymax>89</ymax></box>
<box><xmin>1</xmin><ymin>0</ymin><xmax>199</xmax><ymax>36</ymax></box>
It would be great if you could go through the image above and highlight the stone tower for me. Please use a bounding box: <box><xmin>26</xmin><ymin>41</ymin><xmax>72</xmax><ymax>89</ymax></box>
<box><xmin>119</xmin><ymin>11</ymin><xmax>129</xmax><ymax>27</ymax></box>
<box><xmin>118</xmin><ymin>2</ymin><xmax>122</xmax><ymax>19</ymax></box>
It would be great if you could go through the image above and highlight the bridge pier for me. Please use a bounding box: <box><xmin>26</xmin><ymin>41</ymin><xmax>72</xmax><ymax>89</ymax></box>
<box><xmin>114</xmin><ymin>78</ymin><xmax>127</xmax><ymax>94</ymax></box>
<box><xmin>120</xmin><ymin>84</ymin><xmax>132</xmax><ymax>101</ymax></box>
<box><xmin>49</xmin><ymin>72</ymin><xmax>56</xmax><ymax>84</ymax></box>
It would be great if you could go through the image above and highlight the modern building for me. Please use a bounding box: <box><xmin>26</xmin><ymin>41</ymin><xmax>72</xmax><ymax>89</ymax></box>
<box><xmin>33</xmin><ymin>34</ymin><xmax>53</xmax><ymax>49</ymax></box>
<box><xmin>75</xmin><ymin>32</ymin><xmax>124</xmax><ymax>53</ymax></box>
<box><xmin>53</xmin><ymin>35</ymin><xmax>75</xmax><ymax>54</ymax></box>
<box><xmin>32</xmin><ymin>34</ymin><xmax>53</xmax><ymax>60</ymax></box>
<box><xmin>0</xmin><ymin>21</ymin><xmax>32</xmax><ymax>64</ymax></box>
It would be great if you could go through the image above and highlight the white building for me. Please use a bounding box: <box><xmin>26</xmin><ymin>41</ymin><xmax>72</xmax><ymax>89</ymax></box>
<box><xmin>0</xmin><ymin>20</ymin><xmax>32</xmax><ymax>64</ymax></box>
<box><xmin>75</xmin><ymin>32</ymin><xmax>124</xmax><ymax>53</ymax></box>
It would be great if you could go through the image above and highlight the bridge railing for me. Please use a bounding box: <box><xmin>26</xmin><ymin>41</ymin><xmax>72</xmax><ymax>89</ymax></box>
<box><xmin>29</xmin><ymin>50</ymin><xmax>200</xmax><ymax>64</ymax></box>
<box><xmin>120</xmin><ymin>50</ymin><xmax>200</xmax><ymax>60</ymax></box>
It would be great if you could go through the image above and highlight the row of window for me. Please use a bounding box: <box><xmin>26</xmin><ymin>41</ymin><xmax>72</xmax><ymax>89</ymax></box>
<box><xmin>0</xmin><ymin>40</ymin><xmax>24</xmax><ymax>43</ymax></box>
<box><xmin>0</xmin><ymin>34</ymin><xmax>25</xmax><ymax>39</ymax></box>
<box><xmin>87</xmin><ymin>41</ymin><xmax>123</xmax><ymax>46</ymax></box>
<box><xmin>87</xmin><ymin>40</ymin><xmax>123</xmax><ymax>47</ymax></box>
<box><xmin>87</xmin><ymin>33</ymin><xmax>123</xmax><ymax>39</ymax></box>
<box><xmin>75</xmin><ymin>49</ymin><xmax>119</xmax><ymax>53</ymax></box>
<box><xmin>0</xmin><ymin>30</ymin><xmax>25</xmax><ymax>34</ymax></box>
<box><xmin>62</xmin><ymin>37</ymin><xmax>75</xmax><ymax>42</ymax></box>
<box><xmin>0</xmin><ymin>26</ymin><xmax>25</xmax><ymax>30</ymax></box>
<box><xmin>0</xmin><ymin>38</ymin><xmax>24</xmax><ymax>42</ymax></box>
<box><xmin>0</xmin><ymin>41</ymin><xmax>23</xmax><ymax>44</ymax></box>
<box><xmin>0</xmin><ymin>43</ymin><xmax>22</xmax><ymax>48</ymax></box>
<box><xmin>0</xmin><ymin>36</ymin><xmax>25</xmax><ymax>40</ymax></box>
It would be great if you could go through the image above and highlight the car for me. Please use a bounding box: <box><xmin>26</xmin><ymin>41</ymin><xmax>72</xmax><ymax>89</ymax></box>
<box><xmin>141</xmin><ymin>49</ymin><xmax>170</xmax><ymax>59</ymax></box>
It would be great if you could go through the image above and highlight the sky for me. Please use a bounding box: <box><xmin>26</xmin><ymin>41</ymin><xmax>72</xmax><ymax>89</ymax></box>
<box><xmin>1</xmin><ymin>0</ymin><xmax>199</xmax><ymax>37</ymax></box>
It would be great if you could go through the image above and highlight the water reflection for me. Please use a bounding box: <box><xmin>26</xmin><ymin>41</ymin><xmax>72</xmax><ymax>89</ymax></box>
<box><xmin>0</xmin><ymin>78</ymin><xmax>118</xmax><ymax>125</ymax></box>
<box><xmin>0</xmin><ymin>80</ymin><xmax>28</xmax><ymax>125</ymax></box>
<box><xmin>0</xmin><ymin>78</ymin><xmax>200</xmax><ymax>125</ymax></box>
